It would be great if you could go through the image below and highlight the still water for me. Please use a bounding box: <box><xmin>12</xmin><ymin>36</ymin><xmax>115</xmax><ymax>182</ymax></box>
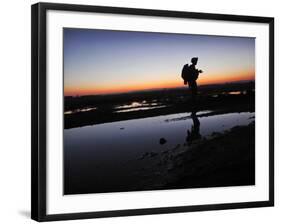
<box><xmin>64</xmin><ymin>111</ymin><xmax>254</xmax><ymax>194</ymax></box>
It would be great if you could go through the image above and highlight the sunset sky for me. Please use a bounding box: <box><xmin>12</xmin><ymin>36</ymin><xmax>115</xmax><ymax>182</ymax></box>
<box><xmin>64</xmin><ymin>28</ymin><xmax>255</xmax><ymax>96</ymax></box>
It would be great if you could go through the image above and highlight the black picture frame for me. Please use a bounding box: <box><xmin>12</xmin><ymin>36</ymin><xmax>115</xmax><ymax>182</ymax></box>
<box><xmin>31</xmin><ymin>2</ymin><xmax>274</xmax><ymax>222</ymax></box>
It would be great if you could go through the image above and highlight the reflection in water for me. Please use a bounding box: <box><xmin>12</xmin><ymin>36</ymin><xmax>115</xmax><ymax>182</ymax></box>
<box><xmin>64</xmin><ymin>107</ymin><xmax>97</xmax><ymax>115</ymax></box>
<box><xmin>164</xmin><ymin>110</ymin><xmax>212</xmax><ymax>123</ymax></box>
<box><xmin>222</xmin><ymin>91</ymin><xmax>248</xmax><ymax>95</ymax></box>
<box><xmin>64</xmin><ymin>111</ymin><xmax>255</xmax><ymax>194</ymax></box>
<box><xmin>211</xmin><ymin>91</ymin><xmax>248</xmax><ymax>98</ymax></box>
<box><xmin>227</xmin><ymin>91</ymin><xmax>241</xmax><ymax>95</ymax></box>
<box><xmin>65</xmin><ymin>111</ymin><xmax>254</xmax><ymax>162</ymax></box>
<box><xmin>115</xmin><ymin>105</ymin><xmax>166</xmax><ymax>113</ymax></box>
<box><xmin>114</xmin><ymin>101</ymin><xmax>166</xmax><ymax>113</ymax></box>
<box><xmin>186</xmin><ymin>111</ymin><xmax>201</xmax><ymax>146</ymax></box>
<box><xmin>115</xmin><ymin>101</ymin><xmax>144</xmax><ymax>109</ymax></box>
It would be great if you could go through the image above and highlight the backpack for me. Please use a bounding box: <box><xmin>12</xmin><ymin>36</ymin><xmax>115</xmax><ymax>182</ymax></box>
<box><xmin>181</xmin><ymin>64</ymin><xmax>192</xmax><ymax>84</ymax></box>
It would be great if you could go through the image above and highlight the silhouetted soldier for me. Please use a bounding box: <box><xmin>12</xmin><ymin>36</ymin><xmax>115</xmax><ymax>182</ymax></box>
<box><xmin>181</xmin><ymin>57</ymin><xmax>203</xmax><ymax>101</ymax></box>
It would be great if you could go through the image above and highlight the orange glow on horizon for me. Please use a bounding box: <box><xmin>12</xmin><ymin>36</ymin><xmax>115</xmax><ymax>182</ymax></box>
<box><xmin>64</xmin><ymin>70</ymin><xmax>255</xmax><ymax>96</ymax></box>
<box><xmin>198</xmin><ymin>71</ymin><xmax>254</xmax><ymax>85</ymax></box>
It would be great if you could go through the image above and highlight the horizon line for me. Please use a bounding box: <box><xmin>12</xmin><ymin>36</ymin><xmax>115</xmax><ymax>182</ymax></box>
<box><xmin>64</xmin><ymin>79</ymin><xmax>255</xmax><ymax>97</ymax></box>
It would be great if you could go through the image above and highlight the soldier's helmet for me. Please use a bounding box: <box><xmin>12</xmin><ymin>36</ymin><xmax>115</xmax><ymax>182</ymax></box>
<box><xmin>191</xmin><ymin>57</ymin><xmax>198</xmax><ymax>64</ymax></box>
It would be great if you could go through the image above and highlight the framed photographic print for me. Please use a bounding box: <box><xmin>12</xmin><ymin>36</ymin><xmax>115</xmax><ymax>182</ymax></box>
<box><xmin>31</xmin><ymin>2</ymin><xmax>274</xmax><ymax>222</ymax></box>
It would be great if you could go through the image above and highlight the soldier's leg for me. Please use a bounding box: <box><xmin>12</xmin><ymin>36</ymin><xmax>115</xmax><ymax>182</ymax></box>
<box><xmin>190</xmin><ymin>81</ymin><xmax>198</xmax><ymax>111</ymax></box>
<box><xmin>190</xmin><ymin>81</ymin><xmax>197</xmax><ymax>99</ymax></box>
<box><xmin>193</xmin><ymin>81</ymin><xmax>198</xmax><ymax>96</ymax></box>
